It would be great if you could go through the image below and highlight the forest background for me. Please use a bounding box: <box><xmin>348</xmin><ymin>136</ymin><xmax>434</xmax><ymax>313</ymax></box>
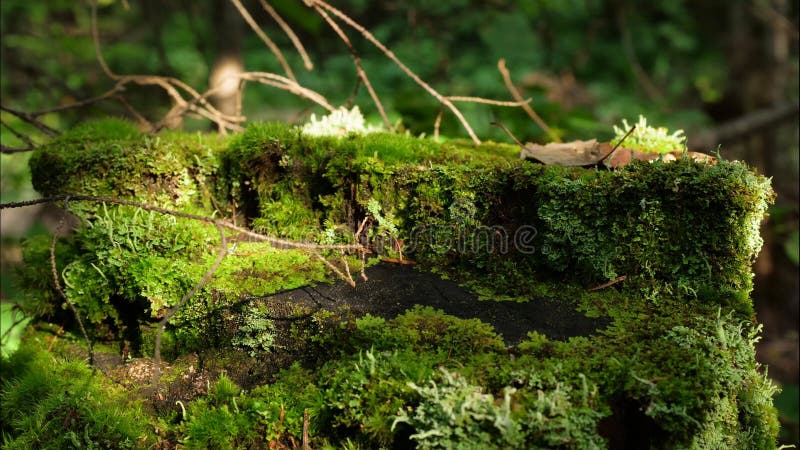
<box><xmin>0</xmin><ymin>0</ymin><xmax>797</xmax><ymax>444</ymax></box>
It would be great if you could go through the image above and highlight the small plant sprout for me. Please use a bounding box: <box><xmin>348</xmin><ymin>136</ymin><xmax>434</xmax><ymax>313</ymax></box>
<box><xmin>301</xmin><ymin>106</ymin><xmax>382</xmax><ymax>137</ymax></box>
<box><xmin>612</xmin><ymin>115</ymin><xmax>687</xmax><ymax>154</ymax></box>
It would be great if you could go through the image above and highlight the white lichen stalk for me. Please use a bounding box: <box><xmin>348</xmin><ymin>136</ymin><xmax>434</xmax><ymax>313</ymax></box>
<box><xmin>301</xmin><ymin>106</ymin><xmax>382</xmax><ymax>137</ymax></box>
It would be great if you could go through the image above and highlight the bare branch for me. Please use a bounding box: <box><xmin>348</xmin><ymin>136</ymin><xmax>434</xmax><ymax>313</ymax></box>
<box><xmin>229</xmin><ymin>0</ymin><xmax>297</xmax><ymax>82</ymax></box>
<box><xmin>258</xmin><ymin>0</ymin><xmax>314</xmax><ymax>70</ymax></box>
<box><xmin>313</xmin><ymin>252</ymin><xmax>356</xmax><ymax>287</ymax></box>
<box><xmin>114</xmin><ymin>95</ymin><xmax>152</xmax><ymax>129</ymax></box>
<box><xmin>447</xmin><ymin>96</ymin><xmax>532</xmax><ymax>107</ymax></box>
<box><xmin>91</xmin><ymin>0</ymin><xmax>245</xmax><ymax>132</ymax></box>
<box><xmin>1</xmin><ymin>119</ymin><xmax>36</xmax><ymax>153</ymax></box>
<box><xmin>240</xmin><ymin>72</ymin><xmax>335</xmax><ymax>111</ymax></box>
<box><xmin>29</xmin><ymin>84</ymin><xmax>126</xmax><ymax>117</ymax></box>
<box><xmin>50</xmin><ymin>201</ymin><xmax>94</xmax><ymax>366</ymax></box>
<box><xmin>3</xmin><ymin>195</ymin><xmax>370</xmax><ymax>381</ymax></box>
<box><xmin>0</xmin><ymin>105</ymin><xmax>60</xmax><ymax>137</ymax></box>
<box><xmin>497</xmin><ymin>59</ymin><xmax>560</xmax><ymax>142</ymax></box>
<box><xmin>1</xmin><ymin>195</ymin><xmax>366</xmax><ymax>252</ymax></box>
<box><xmin>0</xmin><ymin>119</ymin><xmax>35</xmax><ymax>147</ymax></box>
<box><xmin>91</xmin><ymin>0</ymin><xmax>118</xmax><ymax>80</ymax></box>
<box><xmin>153</xmin><ymin>224</ymin><xmax>228</xmax><ymax>386</ymax></box>
<box><xmin>689</xmin><ymin>100</ymin><xmax>800</xmax><ymax>150</ymax></box>
<box><xmin>490</xmin><ymin>121</ymin><xmax>523</xmax><ymax>147</ymax></box>
<box><xmin>308</xmin><ymin>0</ymin><xmax>481</xmax><ymax>144</ymax></box>
<box><xmin>0</xmin><ymin>145</ymin><xmax>35</xmax><ymax>154</ymax></box>
<box><xmin>314</xmin><ymin>5</ymin><xmax>391</xmax><ymax>130</ymax></box>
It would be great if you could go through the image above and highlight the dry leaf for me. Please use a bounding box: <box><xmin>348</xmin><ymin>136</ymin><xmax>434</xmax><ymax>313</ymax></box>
<box><xmin>513</xmin><ymin>129</ymin><xmax>718</xmax><ymax>168</ymax></box>
<box><xmin>520</xmin><ymin>139</ymin><xmax>614</xmax><ymax>166</ymax></box>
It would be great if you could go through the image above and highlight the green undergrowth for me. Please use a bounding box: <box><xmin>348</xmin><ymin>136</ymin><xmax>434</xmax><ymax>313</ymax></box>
<box><xmin>7</xmin><ymin>118</ymin><xmax>780</xmax><ymax>448</ymax></box>
<box><xmin>1</xmin><ymin>342</ymin><xmax>153</xmax><ymax>448</ymax></box>
<box><xmin>1</xmin><ymin>304</ymin><xmax>779</xmax><ymax>448</ymax></box>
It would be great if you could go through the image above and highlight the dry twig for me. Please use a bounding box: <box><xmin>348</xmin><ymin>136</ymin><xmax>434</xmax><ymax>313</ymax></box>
<box><xmin>0</xmin><ymin>105</ymin><xmax>59</xmax><ymax>137</ymax></box>
<box><xmin>314</xmin><ymin>5</ymin><xmax>392</xmax><ymax>129</ymax></box>
<box><xmin>307</xmin><ymin>0</ymin><xmax>481</xmax><ymax>144</ymax></box>
<box><xmin>91</xmin><ymin>0</ymin><xmax>245</xmax><ymax>132</ymax></box>
<box><xmin>0</xmin><ymin>119</ymin><xmax>36</xmax><ymax>153</ymax></box>
<box><xmin>588</xmin><ymin>275</ymin><xmax>627</xmax><ymax>292</ymax></box>
<box><xmin>50</xmin><ymin>200</ymin><xmax>95</xmax><ymax>366</ymax></box>
<box><xmin>152</xmin><ymin>224</ymin><xmax>228</xmax><ymax>386</ymax></box>
<box><xmin>497</xmin><ymin>59</ymin><xmax>560</xmax><ymax>142</ymax></box>
<box><xmin>1</xmin><ymin>195</ymin><xmax>365</xmax><ymax>253</ymax></box>
<box><xmin>240</xmin><ymin>72</ymin><xmax>335</xmax><ymax>111</ymax></box>
<box><xmin>229</xmin><ymin>0</ymin><xmax>298</xmax><ymax>82</ymax></box>
<box><xmin>447</xmin><ymin>96</ymin><xmax>532</xmax><ymax>107</ymax></box>
<box><xmin>258</xmin><ymin>0</ymin><xmax>314</xmax><ymax>71</ymax></box>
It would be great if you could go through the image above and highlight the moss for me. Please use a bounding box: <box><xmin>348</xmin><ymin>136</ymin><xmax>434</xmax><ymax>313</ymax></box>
<box><xmin>1</xmin><ymin>343</ymin><xmax>154</xmax><ymax>448</ymax></box>
<box><xmin>16</xmin><ymin>120</ymin><xmax>780</xmax><ymax>448</ymax></box>
<box><xmin>223</xmin><ymin>132</ymin><xmax>774</xmax><ymax>312</ymax></box>
<box><xmin>205</xmin><ymin>242</ymin><xmax>328</xmax><ymax>297</ymax></box>
<box><xmin>30</xmin><ymin>118</ymin><xmax>228</xmax><ymax>207</ymax></box>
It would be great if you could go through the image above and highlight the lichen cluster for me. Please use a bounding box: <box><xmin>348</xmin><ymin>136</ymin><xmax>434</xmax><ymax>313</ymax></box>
<box><xmin>612</xmin><ymin>115</ymin><xmax>688</xmax><ymax>154</ymax></box>
<box><xmin>3</xmin><ymin>118</ymin><xmax>780</xmax><ymax>448</ymax></box>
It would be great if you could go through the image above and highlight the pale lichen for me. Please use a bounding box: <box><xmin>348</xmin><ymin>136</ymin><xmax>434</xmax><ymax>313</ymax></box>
<box><xmin>612</xmin><ymin>115</ymin><xmax>687</xmax><ymax>154</ymax></box>
<box><xmin>301</xmin><ymin>106</ymin><xmax>381</xmax><ymax>137</ymax></box>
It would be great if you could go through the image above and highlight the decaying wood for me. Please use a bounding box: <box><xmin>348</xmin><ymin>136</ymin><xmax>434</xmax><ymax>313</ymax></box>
<box><xmin>603</xmin><ymin>148</ymin><xmax>717</xmax><ymax>168</ymax></box>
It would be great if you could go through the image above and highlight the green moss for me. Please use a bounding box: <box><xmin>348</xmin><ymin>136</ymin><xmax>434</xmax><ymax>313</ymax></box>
<box><xmin>30</xmin><ymin>118</ymin><xmax>228</xmax><ymax>207</ymax></box>
<box><xmin>205</xmin><ymin>242</ymin><xmax>328</xmax><ymax>298</ymax></box>
<box><xmin>1</xmin><ymin>343</ymin><xmax>154</xmax><ymax>448</ymax></box>
<box><xmin>16</xmin><ymin>120</ymin><xmax>780</xmax><ymax>448</ymax></box>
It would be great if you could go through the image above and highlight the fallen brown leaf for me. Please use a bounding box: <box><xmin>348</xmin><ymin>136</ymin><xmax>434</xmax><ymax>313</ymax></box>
<box><xmin>520</xmin><ymin>139</ymin><xmax>614</xmax><ymax>166</ymax></box>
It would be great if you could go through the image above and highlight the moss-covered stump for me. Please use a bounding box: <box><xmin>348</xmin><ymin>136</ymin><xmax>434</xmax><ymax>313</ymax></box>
<box><xmin>5</xmin><ymin>118</ymin><xmax>780</xmax><ymax>448</ymax></box>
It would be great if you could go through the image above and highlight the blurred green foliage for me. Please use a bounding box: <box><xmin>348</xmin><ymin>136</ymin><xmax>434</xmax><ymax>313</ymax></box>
<box><xmin>1</xmin><ymin>0</ymin><xmax>744</xmax><ymax>143</ymax></box>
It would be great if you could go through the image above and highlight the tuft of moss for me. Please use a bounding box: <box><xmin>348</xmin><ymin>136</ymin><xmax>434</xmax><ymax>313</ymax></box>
<box><xmin>1</xmin><ymin>343</ymin><xmax>153</xmax><ymax>448</ymax></box>
<box><xmin>29</xmin><ymin>118</ymin><xmax>228</xmax><ymax>207</ymax></box>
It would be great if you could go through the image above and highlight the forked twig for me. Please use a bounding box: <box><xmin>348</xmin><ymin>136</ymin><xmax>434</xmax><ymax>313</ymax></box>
<box><xmin>240</xmin><ymin>72</ymin><xmax>335</xmax><ymax>111</ymax></box>
<box><xmin>229</xmin><ymin>0</ymin><xmax>297</xmax><ymax>82</ymax></box>
<box><xmin>91</xmin><ymin>0</ymin><xmax>244</xmax><ymax>132</ymax></box>
<box><xmin>307</xmin><ymin>0</ymin><xmax>481</xmax><ymax>144</ymax></box>
<box><xmin>314</xmin><ymin>5</ymin><xmax>391</xmax><ymax>129</ymax></box>
<box><xmin>0</xmin><ymin>105</ymin><xmax>60</xmax><ymax>137</ymax></box>
<box><xmin>313</xmin><ymin>252</ymin><xmax>356</xmax><ymax>287</ymax></box>
<box><xmin>258</xmin><ymin>0</ymin><xmax>314</xmax><ymax>71</ymax></box>
<box><xmin>497</xmin><ymin>59</ymin><xmax>560</xmax><ymax>142</ymax></box>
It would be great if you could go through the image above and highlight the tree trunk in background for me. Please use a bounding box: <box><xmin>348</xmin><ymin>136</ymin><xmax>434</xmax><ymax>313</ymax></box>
<box><xmin>209</xmin><ymin>0</ymin><xmax>245</xmax><ymax>121</ymax></box>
